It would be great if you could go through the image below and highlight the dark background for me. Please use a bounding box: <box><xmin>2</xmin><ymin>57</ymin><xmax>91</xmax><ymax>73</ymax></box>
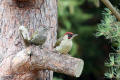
<box><xmin>53</xmin><ymin>0</ymin><xmax>120</xmax><ymax>80</ymax></box>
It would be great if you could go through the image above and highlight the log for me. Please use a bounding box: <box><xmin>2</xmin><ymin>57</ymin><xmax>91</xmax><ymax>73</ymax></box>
<box><xmin>0</xmin><ymin>46</ymin><xmax>84</xmax><ymax>79</ymax></box>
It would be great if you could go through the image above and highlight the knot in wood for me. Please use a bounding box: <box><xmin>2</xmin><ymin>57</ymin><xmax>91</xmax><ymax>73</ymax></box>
<box><xmin>9</xmin><ymin>0</ymin><xmax>44</xmax><ymax>8</ymax></box>
<box><xmin>15</xmin><ymin>0</ymin><xmax>35</xmax><ymax>8</ymax></box>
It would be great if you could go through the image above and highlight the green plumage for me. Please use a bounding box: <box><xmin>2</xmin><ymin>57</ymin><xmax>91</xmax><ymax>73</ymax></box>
<box><xmin>54</xmin><ymin>36</ymin><xmax>63</xmax><ymax>48</ymax></box>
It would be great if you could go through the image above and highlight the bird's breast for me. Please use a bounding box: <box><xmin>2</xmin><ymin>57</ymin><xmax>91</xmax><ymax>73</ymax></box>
<box><xmin>56</xmin><ymin>40</ymin><xmax>72</xmax><ymax>54</ymax></box>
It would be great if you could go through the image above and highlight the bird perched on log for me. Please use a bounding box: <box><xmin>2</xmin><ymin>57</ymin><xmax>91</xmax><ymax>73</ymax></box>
<box><xmin>54</xmin><ymin>32</ymin><xmax>78</xmax><ymax>54</ymax></box>
<box><xmin>19</xmin><ymin>26</ymin><xmax>48</xmax><ymax>48</ymax></box>
<box><xmin>30</xmin><ymin>28</ymin><xmax>48</xmax><ymax>47</ymax></box>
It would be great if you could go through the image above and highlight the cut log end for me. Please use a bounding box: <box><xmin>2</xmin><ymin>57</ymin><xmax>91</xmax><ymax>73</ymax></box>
<box><xmin>75</xmin><ymin>59</ymin><xmax>84</xmax><ymax>77</ymax></box>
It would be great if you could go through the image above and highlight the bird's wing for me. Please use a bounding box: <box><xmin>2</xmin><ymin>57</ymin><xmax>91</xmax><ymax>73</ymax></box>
<box><xmin>31</xmin><ymin>31</ymin><xmax>38</xmax><ymax>40</ymax></box>
<box><xmin>54</xmin><ymin>36</ymin><xmax>63</xmax><ymax>48</ymax></box>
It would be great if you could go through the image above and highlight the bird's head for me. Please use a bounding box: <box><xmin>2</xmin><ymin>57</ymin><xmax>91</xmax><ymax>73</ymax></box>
<box><xmin>63</xmin><ymin>32</ymin><xmax>78</xmax><ymax>40</ymax></box>
<box><xmin>19</xmin><ymin>26</ymin><xmax>27</xmax><ymax>32</ymax></box>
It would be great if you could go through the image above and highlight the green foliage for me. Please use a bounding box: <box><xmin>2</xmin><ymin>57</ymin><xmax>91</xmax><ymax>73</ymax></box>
<box><xmin>53</xmin><ymin>77</ymin><xmax>63</xmax><ymax>80</ymax></box>
<box><xmin>96</xmin><ymin>8</ymin><xmax>120</xmax><ymax>79</ymax></box>
<box><xmin>58</xmin><ymin>0</ymin><xmax>92</xmax><ymax>31</ymax></box>
<box><xmin>104</xmin><ymin>53</ymin><xmax>120</xmax><ymax>79</ymax></box>
<box><xmin>88</xmin><ymin>0</ymin><xmax>100</xmax><ymax>7</ymax></box>
<box><xmin>96</xmin><ymin>9</ymin><xmax>120</xmax><ymax>45</ymax></box>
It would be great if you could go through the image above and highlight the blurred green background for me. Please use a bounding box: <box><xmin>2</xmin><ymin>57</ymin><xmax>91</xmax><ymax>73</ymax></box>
<box><xmin>53</xmin><ymin>0</ymin><xmax>120</xmax><ymax>80</ymax></box>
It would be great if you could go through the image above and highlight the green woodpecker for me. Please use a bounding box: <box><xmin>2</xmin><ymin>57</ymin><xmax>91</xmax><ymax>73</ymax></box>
<box><xmin>30</xmin><ymin>28</ymin><xmax>47</xmax><ymax>46</ymax></box>
<box><xmin>54</xmin><ymin>32</ymin><xmax>78</xmax><ymax>54</ymax></box>
<box><xmin>19</xmin><ymin>26</ymin><xmax>47</xmax><ymax>47</ymax></box>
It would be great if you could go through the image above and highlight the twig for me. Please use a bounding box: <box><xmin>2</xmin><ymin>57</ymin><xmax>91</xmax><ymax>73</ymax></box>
<box><xmin>101</xmin><ymin>0</ymin><xmax>120</xmax><ymax>21</ymax></box>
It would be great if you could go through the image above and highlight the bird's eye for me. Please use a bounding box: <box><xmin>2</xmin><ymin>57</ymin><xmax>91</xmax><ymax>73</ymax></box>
<box><xmin>68</xmin><ymin>34</ymin><xmax>72</xmax><ymax>37</ymax></box>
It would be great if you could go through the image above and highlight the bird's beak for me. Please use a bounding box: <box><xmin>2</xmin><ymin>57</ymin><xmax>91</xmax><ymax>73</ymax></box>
<box><xmin>72</xmin><ymin>34</ymin><xmax>78</xmax><ymax>39</ymax></box>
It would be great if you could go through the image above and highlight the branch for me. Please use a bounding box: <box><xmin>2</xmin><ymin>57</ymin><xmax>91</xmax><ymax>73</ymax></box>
<box><xmin>0</xmin><ymin>46</ymin><xmax>84</xmax><ymax>79</ymax></box>
<box><xmin>100</xmin><ymin>0</ymin><xmax>120</xmax><ymax>21</ymax></box>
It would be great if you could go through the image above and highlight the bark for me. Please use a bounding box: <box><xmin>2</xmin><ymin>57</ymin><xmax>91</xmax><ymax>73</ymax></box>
<box><xmin>0</xmin><ymin>46</ymin><xmax>84</xmax><ymax>80</ymax></box>
<box><xmin>0</xmin><ymin>0</ymin><xmax>57</xmax><ymax>80</ymax></box>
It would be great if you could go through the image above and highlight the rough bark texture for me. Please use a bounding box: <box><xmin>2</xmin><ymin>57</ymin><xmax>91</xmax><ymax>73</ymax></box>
<box><xmin>0</xmin><ymin>0</ymin><xmax>57</xmax><ymax>80</ymax></box>
<box><xmin>0</xmin><ymin>46</ymin><xmax>84</xmax><ymax>80</ymax></box>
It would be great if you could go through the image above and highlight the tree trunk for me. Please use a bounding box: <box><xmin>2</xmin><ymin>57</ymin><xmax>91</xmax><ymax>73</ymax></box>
<box><xmin>0</xmin><ymin>0</ymin><xmax>57</xmax><ymax>80</ymax></box>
